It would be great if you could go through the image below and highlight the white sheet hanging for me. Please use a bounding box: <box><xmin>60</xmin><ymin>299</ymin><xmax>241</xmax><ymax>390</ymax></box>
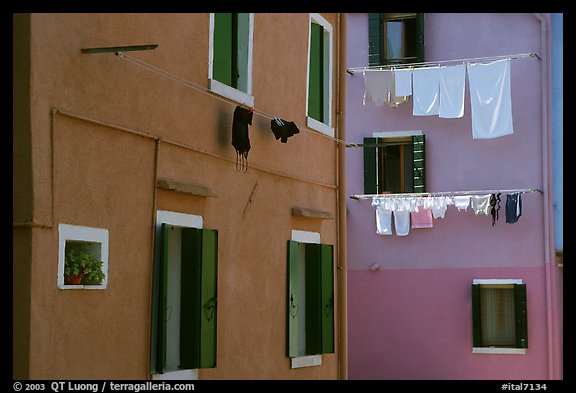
<box><xmin>467</xmin><ymin>59</ymin><xmax>514</xmax><ymax>139</ymax></box>
<box><xmin>394</xmin><ymin>68</ymin><xmax>413</xmax><ymax>97</ymax></box>
<box><xmin>412</xmin><ymin>66</ymin><xmax>440</xmax><ymax>116</ymax></box>
<box><xmin>363</xmin><ymin>70</ymin><xmax>394</xmax><ymax>107</ymax></box>
<box><xmin>439</xmin><ymin>64</ymin><xmax>466</xmax><ymax>118</ymax></box>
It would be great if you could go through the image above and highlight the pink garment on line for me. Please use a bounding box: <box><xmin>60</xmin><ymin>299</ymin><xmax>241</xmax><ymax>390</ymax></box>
<box><xmin>411</xmin><ymin>207</ymin><xmax>433</xmax><ymax>229</ymax></box>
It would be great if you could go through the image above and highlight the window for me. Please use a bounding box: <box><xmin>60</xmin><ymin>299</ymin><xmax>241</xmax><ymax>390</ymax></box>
<box><xmin>307</xmin><ymin>13</ymin><xmax>334</xmax><ymax>137</ymax></box>
<box><xmin>151</xmin><ymin>211</ymin><xmax>218</xmax><ymax>376</ymax></box>
<box><xmin>368</xmin><ymin>13</ymin><xmax>425</xmax><ymax>66</ymax></box>
<box><xmin>472</xmin><ymin>279</ymin><xmax>528</xmax><ymax>354</ymax></box>
<box><xmin>286</xmin><ymin>231</ymin><xmax>334</xmax><ymax>366</ymax></box>
<box><xmin>57</xmin><ymin>224</ymin><xmax>109</xmax><ymax>290</ymax></box>
<box><xmin>363</xmin><ymin>132</ymin><xmax>425</xmax><ymax>194</ymax></box>
<box><xmin>209</xmin><ymin>13</ymin><xmax>254</xmax><ymax>106</ymax></box>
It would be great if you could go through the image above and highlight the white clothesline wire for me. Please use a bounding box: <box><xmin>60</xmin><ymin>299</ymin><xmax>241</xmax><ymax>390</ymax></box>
<box><xmin>350</xmin><ymin>188</ymin><xmax>542</xmax><ymax>200</ymax></box>
<box><xmin>116</xmin><ymin>52</ymin><xmax>350</xmax><ymax>145</ymax></box>
<box><xmin>346</xmin><ymin>52</ymin><xmax>539</xmax><ymax>74</ymax></box>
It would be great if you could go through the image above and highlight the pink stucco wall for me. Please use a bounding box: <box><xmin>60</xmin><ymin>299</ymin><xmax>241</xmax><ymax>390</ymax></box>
<box><xmin>348</xmin><ymin>267</ymin><xmax>548</xmax><ymax>380</ymax></box>
<box><xmin>344</xmin><ymin>13</ymin><xmax>560</xmax><ymax>379</ymax></box>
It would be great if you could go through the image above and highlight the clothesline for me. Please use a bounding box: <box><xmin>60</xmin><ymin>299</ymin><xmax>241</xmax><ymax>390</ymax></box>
<box><xmin>350</xmin><ymin>188</ymin><xmax>542</xmax><ymax>200</ymax></box>
<box><xmin>346</xmin><ymin>52</ymin><xmax>540</xmax><ymax>74</ymax></box>
<box><xmin>116</xmin><ymin>51</ymin><xmax>350</xmax><ymax>146</ymax></box>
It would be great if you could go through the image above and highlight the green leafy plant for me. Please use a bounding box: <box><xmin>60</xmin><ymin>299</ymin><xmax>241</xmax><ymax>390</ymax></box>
<box><xmin>64</xmin><ymin>249</ymin><xmax>105</xmax><ymax>285</ymax></box>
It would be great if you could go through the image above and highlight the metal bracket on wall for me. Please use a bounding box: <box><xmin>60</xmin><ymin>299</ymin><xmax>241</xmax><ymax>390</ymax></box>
<box><xmin>81</xmin><ymin>44</ymin><xmax>158</xmax><ymax>54</ymax></box>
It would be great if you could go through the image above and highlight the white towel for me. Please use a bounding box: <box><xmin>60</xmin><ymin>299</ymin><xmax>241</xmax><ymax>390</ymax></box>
<box><xmin>363</xmin><ymin>70</ymin><xmax>394</xmax><ymax>107</ymax></box>
<box><xmin>439</xmin><ymin>64</ymin><xmax>466</xmax><ymax>118</ymax></box>
<box><xmin>467</xmin><ymin>59</ymin><xmax>513</xmax><ymax>139</ymax></box>
<box><xmin>394</xmin><ymin>69</ymin><xmax>413</xmax><ymax>97</ymax></box>
<box><xmin>412</xmin><ymin>66</ymin><xmax>440</xmax><ymax>116</ymax></box>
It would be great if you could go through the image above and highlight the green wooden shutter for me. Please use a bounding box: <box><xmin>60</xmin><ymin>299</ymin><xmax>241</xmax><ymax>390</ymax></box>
<box><xmin>199</xmin><ymin>229</ymin><xmax>218</xmax><ymax>367</ymax></box>
<box><xmin>180</xmin><ymin>228</ymin><xmax>202</xmax><ymax>369</ymax></box>
<box><xmin>320</xmin><ymin>244</ymin><xmax>334</xmax><ymax>354</ymax></box>
<box><xmin>213</xmin><ymin>13</ymin><xmax>234</xmax><ymax>87</ymax></box>
<box><xmin>364</xmin><ymin>137</ymin><xmax>378</xmax><ymax>194</ymax></box>
<box><xmin>471</xmin><ymin>283</ymin><xmax>483</xmax><ymax>347</ymax></box>
<box><xmin>308</xmin><ymin>22</ymin><xmax>324</xmax><ymax>122</ymax></box>
<box><xmin>412</xmin><ymin>134</ymin><xmax>425</xmax><ymax>193</ymax></box>
<box><xmin>368</xmin><ymin>13</ymin><xmax>383</xmax><ymax>66</ymax></box>
<box><xmin>180</xmin><ymin>228</ymin><xmax>218</xmax><ymax>369</ymax></box>
<box><xmin>287</xmin><ymin>241</ymin><xmax>301</xmax><ymax>357</ymax></box>
<box><xmin>514</xmin><ymin>283</ymin><xmax>528</xmax><ymax>348</ymax></box>
<box><xmin>416</xmin><ymin>13</ymin><xmax>425</xmax><ymax>63</ymax></box>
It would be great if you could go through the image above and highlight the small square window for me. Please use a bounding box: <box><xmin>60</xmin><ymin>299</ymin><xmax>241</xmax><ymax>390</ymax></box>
<box><xmin>58</xmin><ymin>224</ymin><xmax>109</xmax><ymax>289</ymax></box>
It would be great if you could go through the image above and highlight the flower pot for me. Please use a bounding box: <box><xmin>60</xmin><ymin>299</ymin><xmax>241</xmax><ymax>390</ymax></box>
<box><xmin>65</xmin><ymin>274</ymin><xmax>83</xmax><ymax>285</ymax></box>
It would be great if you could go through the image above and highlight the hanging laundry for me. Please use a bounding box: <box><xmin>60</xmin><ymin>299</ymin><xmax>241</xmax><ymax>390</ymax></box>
<box><xmin>453</xmin><ymin>195</ymin><xmax>471</xmax><ymax>211</ymax></box>
<box><xmin>505</xmin><ymin>192</ymin><xmax>522</xmax><ymax>224</ymax></box>
<box><xmin>490</xmin><ymin>193</ymin><xmax>502</xmax><ymax>226</ymax></box>
<box><xmin>232</xmin><ymin>105</ymin><xmax>254</xmax><ymax>172</ymax></box>
<box><xmin>372</xmin><ymin>197</ymin><xmax>393</xmax><ymax>235</ymax></box>
<box><xmin>363</xmin><ymin>70</ymin><xmax>409</xmax><ymax>108</ymax></box>
<box><xmin>393</xmin><ymin>198</ymin><xmax>411</xmax><ymax>236</ymax></box>
<box><xmin>363</xmin><ymin>70</ymin><xmax>394</xmax><ymax>107</ymax></box>
<box><xmin>471</xmin><ymin>194</ymin><xmax>492</xmax><ymax>215</ymax></box>
<box><xmin>439</xmin><ymin>64</ymin><xmax>466</xmax><ymax>118</ymax></box>
<box><xmin>412</xmin><ymin>66</ymin><xmax>440</xmax><ymax>116</ymax></box>
<box><xmin>394</xmin><ymin>68</ymin><xmax>413</xmax><ymax>97</ymax></box>
<box><xmin>411</xmin><ymin>207</ymin><xmax>433</xmax><ymax>229</ymax></box>
<box><xmin>431</xmin><ymin>196</ymin><xmax>452</xmax><ymax>219</ymax></box>
<box><xmin>270</xmin><ymin>118</ymin><xmax>300</xmax><ymax>143</ymax></box>
<box><xmin>467</xmin><ymin>59</ymin><xmax>513</xmax><ymax>139</ymax></box>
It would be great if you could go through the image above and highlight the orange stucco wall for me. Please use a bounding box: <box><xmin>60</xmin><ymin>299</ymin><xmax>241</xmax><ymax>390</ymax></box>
<box><xmin>15</xmin><ymin>13</ymin><xmax>342</xmax><ymax>379</ymax></box>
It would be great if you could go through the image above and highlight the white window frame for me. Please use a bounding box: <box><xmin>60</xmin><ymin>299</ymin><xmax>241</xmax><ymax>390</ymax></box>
<box><xmin>57</xmin><ymin>224</ymin><xmax>109</xmax><ymax>290</ymax></box>
<box><xmin>208</xmin><ymin>13</ymin><xmax>255</xmax><ymax>107</ymax></box>
<box><xmin>472</xmin><ymin>278</ymin><xmax>526</xmax><ymax>355</ymax></box>
<box><xmin>151</xmin><ymin>210</ymin><xmax>203</xmax><ymax>380</ymax></box>
<box><xmin>289</xmin><ymin>230</ymin><xmax>323</xmax><ymax>369</ymax></box>
<box><xmin>306</xmin><ymin>13</ymin><xmax>334</xmax><ymax>137</ymax></box>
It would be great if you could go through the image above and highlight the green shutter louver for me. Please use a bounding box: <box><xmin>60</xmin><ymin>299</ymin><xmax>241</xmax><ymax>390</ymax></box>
<box><xmin>364</xmin><ymin>137</ymin><xmax>378</xmax><ymax>194</ymax></box>
<box><xmin>416</xmin><ymin>13</ymin><xmax>425</xmax><ymax>63</ymax></box>
<box><xmin>514</xmin><ymin>284</ymin><xmax>528</xmax><ymax>348</ymax></box>
<box><xmin>412</xmin><ymin>134</ymin><xmax>425</xmax><ymax>193</ymax></box>
<box><xmin>368</xmin><ymin>13</ymin><xmax>383</xmax><ymax>66</ymax></box>
<box><xmin>308</xmin><ymin>22</ymin><xmax>324</xmax><ymax>122</ymax></box>
<box><xmin>287</xmin><ymin>241</ymin><xmax>301</xmax><ymax>358</ymax></box>
<box><xmin>471</xmin><ymin>283</ymin><xmax>483</xmax><ymax>347</ymax></box>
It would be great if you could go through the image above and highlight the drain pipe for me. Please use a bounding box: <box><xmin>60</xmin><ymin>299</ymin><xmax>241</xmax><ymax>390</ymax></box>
<box><xmin>336</xmin><ymin>12</ymin><xmax>348</xmax><ymax>380</ymax></box>
<box><xmin>533</xmin><ymin>12</ymin><xmax>556</xmax><ymax>380</ymax></box>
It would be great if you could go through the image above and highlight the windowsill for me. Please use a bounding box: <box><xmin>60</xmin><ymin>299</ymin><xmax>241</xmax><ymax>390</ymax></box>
<box><xmin>209</xmin><ymin>79</ymin><xmax>254</xmax><ymax>107</ymax></box>
<box><xmin>290</xmin><ymin>355</ymin><xmax>322</xmax><ymax>369</ymax></box>
<box><xmin>152</xmin><ymin>369</ymin><xmax>198</xmax><ymax>380</ymax></box>
<box><xmin>306</xmin><ymin>116</ymin><xmax>334</xmax><ymax>137</ymax></box>
<box><xmin>473</xmin><ymin>347</ymin><xmax>526</xmax><ymax>355</ymax></box>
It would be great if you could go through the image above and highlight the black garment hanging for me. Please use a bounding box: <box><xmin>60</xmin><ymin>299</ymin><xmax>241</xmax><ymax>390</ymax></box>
<box><xmin>232</xmin><ymin>105</ymin><xmax>254</xmax><ymax>172</ymax></box>
<box><xmin>270</xmin><ymin>118</ymin><xmax>300</xmax><ymax>143</ymax></box>
<box><xmin>506</xmin><ymin>192</ymin><xmax>522</xmax><ymax>224</ymax></box>
<box><xmin>490</xmin><ymin>193</ymin><xmax>501</xmax><ymax>226</ymax></box>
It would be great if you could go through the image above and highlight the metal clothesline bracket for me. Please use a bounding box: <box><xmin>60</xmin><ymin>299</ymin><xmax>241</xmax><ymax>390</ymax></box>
<box><xmin>350</xmin><ymin>188</ymin><xmax>542</xmax><ymax>200</ymax></box>
<box><xmin>81</xmin><ymin>44</ymin><xmax>159</xmax><ymax>55</ymax></box>
<box><xmin>346</xmin><ymin>52</ymin><xmax>540</xmax><ymax>75</ymax></box>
